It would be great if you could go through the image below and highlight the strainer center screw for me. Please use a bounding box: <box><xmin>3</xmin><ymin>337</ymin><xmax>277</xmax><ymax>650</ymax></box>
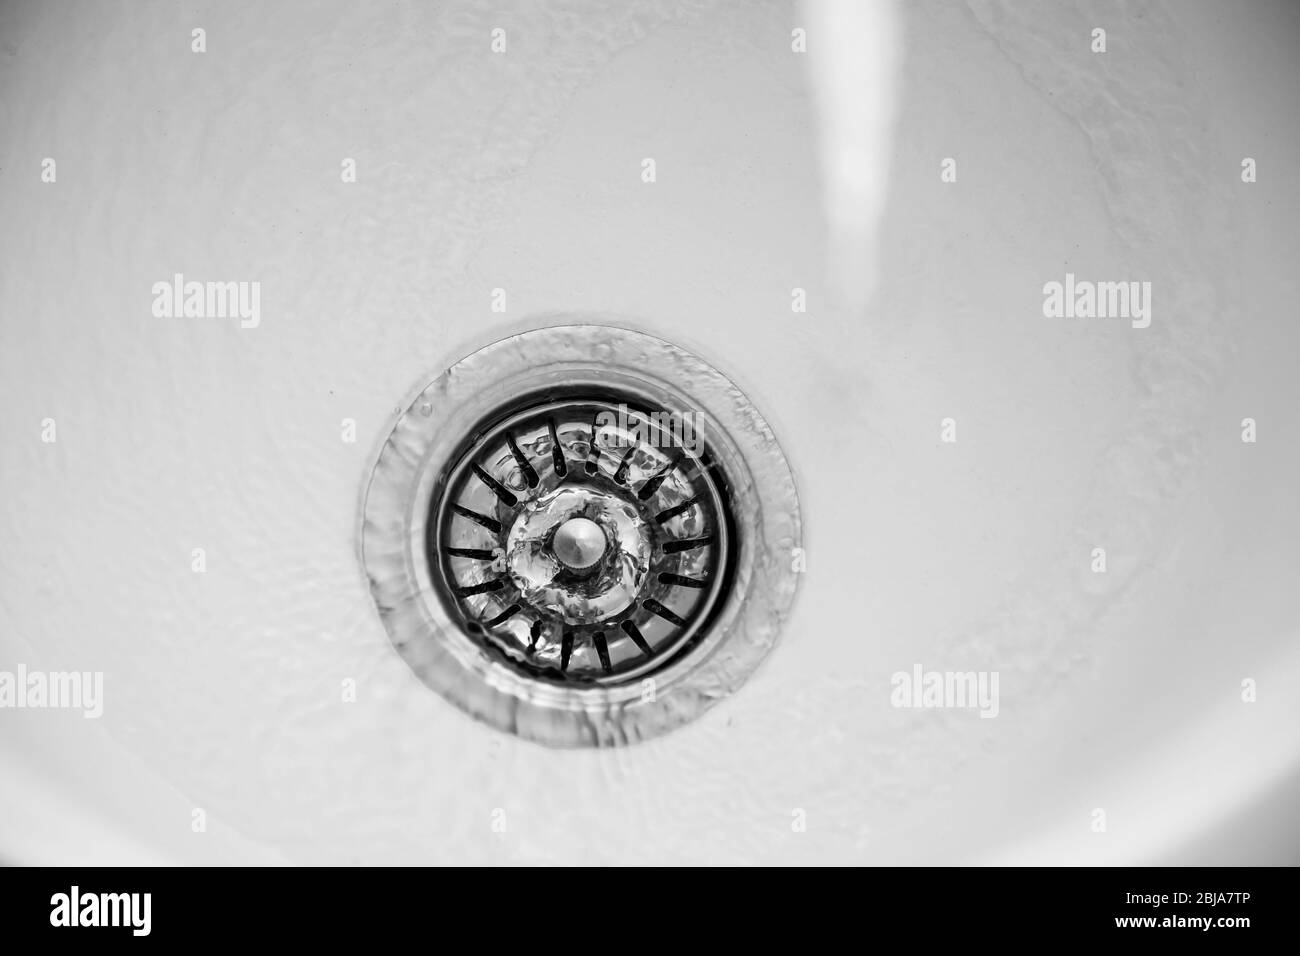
<box><xmin>552</xmin><ymin>516</ymin><xmax>607</xmax><ymax>571</ymax></box>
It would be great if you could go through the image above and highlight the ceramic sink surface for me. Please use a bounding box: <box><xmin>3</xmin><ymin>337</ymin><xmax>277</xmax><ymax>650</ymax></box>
<box><xmin>1</xmin><ymin>0</ymin><xmax>1298</xmax><ymax>864</ymax></box>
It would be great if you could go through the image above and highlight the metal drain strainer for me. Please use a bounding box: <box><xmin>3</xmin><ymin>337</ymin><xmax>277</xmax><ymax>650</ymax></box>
<box><xmin>360</xmin><ymin>324</ymin><xmax>800</xmax><ymax>747</ymax></box>
<box><xmin>434</xmin><ymin>393</ymin><xmax>735</xmax><ymax>683</ymax></box>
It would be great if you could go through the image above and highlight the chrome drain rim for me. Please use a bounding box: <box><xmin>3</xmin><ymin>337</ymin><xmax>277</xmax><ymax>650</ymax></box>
<box><xmin>432</xmin><ymin>392</ymin><xmax>735</xmax><ymax>684</ymax></box>
<box><xmin>359</xmin><ymin>323</ymin><xmax>801</xmax><ymax>748</ymax></box>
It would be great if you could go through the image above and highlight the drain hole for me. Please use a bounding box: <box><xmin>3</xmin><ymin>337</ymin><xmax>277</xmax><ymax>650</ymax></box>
<box><xmin>560</xmin><ymin>630</ymin><xmax>575</xmax><ymax>672</ymax></box>
<box><xmin>472</xmin><ymin>464</ymin><xmax>518</xmax><ymax>507</ymax></box>
<box><xmin>620</xmin><ymin>619</ymin><xmax>653</xmax><ymax>657</ymax></box>
<box><xmin>453</xmin><ymin>504</ymin><xmax>502</xmax><ymax>534</ymax></box>
<box><xmin>659</xmin><ymin>572</ymin><xmax>709</xmax><ymax>589</ymax></box>
<box><xmin>637</xmin><ymin>451</ymin><xmax>683</xmax><ymax>501</ymax></box>
<box><xmin>584</xmin><ymin>412</ymin><xmax>601</xmax><ymax>475</ymax></box>
<box><xmin>547</xmin><ymin>418</ymin><xmax>567</xmax><ymax>478</ymax></box>
<box><xmin>455</xmin><ymin>579</ymin><xmax>504</xmax><ymax>597</ymax></box>
<box><xmin>613</xmin><ymin>444</ymin><xmax>637</xmax><ymax>485</ymax></box>
<box><xmin>506</xmin><ymin>434</ymin><xmax>540</xmax><ymax>489</ymax></box>
<box><xmin>484</xmin><ymin>604</ymin><xmax>521</xmax><ymax>627</ymax></box>
<box><xmin>654</xmin><ymin>497</ymin><xmax>699</xmax><ymax>524</ymax></box>
<box><xmin>643</xmin><ymin>598</ymin><xmax>686</xmax><ymax>627</ymax></box>
<box><xmin>662</xmin><ymin>535</ymin><xmax>712</xmax><ymax>554</ymax></box>
<box><xmin>444</xmin><ymin>547</ymin><xmax>497</xmax><ymax>560</ymax></box>
<box><xmin>593</xmin><ymin>632</ymin><xmax>612</xmax><ymax>673</ymax></box>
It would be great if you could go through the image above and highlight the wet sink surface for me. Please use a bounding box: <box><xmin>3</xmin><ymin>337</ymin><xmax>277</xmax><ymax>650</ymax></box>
<box><xmin>1</xmin><ymin>0</ymin><xmax>1298</xmax><ymax>864</ymax></box>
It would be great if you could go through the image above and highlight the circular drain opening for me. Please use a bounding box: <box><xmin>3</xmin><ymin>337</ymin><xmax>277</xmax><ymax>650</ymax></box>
<box><xmin>430</xmin><ymin>389</ymin><xmax>738</xmax><ymax>685</ymax></box>
<box><xmin>360</xmin><ymin>324</ymin><xmax>801</xmax><ymax>747</ymax></box>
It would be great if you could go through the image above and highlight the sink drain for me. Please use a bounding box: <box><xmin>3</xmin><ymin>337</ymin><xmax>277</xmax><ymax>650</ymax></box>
<box><xmin>432</xmin><ymin>391</ymin><xmax>735</xmax><ymax>684</ymax></box>
<box><xmin>360</xmin><ymin>324</ymin><xmax>800</xmax><ymax>747</ymax></box>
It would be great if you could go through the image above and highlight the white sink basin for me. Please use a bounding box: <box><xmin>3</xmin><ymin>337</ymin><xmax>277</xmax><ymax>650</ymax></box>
<box><xmin>1</xmin><ymin>0</ymin><xmax>1297</xmax><ymax>865</ymax></box>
